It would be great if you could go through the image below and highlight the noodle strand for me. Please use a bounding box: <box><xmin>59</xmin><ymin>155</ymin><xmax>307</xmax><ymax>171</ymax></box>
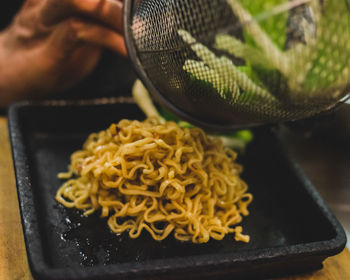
<box><xmin>56</xmin><ymin>118</ymin><xmax>252</xmax><ymax>243</ymax></box>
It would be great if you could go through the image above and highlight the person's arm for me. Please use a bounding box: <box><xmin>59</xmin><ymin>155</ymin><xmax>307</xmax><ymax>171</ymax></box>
<box><xmin>0</xmin><ymin>0</ymin><xmax>127</xmax><ymax>107</ymax></box>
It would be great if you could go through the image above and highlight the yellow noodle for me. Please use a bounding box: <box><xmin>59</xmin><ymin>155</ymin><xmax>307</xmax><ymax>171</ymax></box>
<box><xmin>56</xmin><ymin>118</ymin><xmax>252</xmax><ymax>243</ymax></box>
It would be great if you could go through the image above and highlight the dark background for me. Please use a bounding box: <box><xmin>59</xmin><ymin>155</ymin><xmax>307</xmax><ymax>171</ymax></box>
<box><xmin>0</xmin><ymin>1</ymin><xmax>22</xmax><ymax>30</ymax></box>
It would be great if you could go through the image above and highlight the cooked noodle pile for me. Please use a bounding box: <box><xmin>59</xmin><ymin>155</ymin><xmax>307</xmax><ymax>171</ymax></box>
<box><xmin>56</xmin><ymin>118</ymin><xmax>252</xmax><ymax>243</ymax></box>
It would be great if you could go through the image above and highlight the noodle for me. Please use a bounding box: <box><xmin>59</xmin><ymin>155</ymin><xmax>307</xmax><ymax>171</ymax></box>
<box><xmin>56</xmin><ymin>118</ymin><xmax>252</xmax><ymax>243</ymax></box>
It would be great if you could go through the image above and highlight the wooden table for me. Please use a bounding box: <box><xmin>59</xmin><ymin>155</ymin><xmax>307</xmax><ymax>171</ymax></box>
<box><xmin>0</xmin><ymin>116</ymin><xmax>349</xmax><ymax>280</ymax></box>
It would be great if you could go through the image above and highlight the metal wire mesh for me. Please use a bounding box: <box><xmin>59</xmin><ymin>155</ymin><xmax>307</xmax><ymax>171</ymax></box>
<box><xmin>126</xmin><ymin>0</ymin><xmax>350</xmax><ymax>127</ymax></box>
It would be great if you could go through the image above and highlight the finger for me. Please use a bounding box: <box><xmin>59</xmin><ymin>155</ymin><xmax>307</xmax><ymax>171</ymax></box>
<box><xmin>72</xmin><ymin>20</ymin><xmax>127</xmax><ymax>56</ymax></box>
<box><xmin>45</xmin><ymin>18</ymin><xmax>84</xmax><ymax>60</ymax></box>
<box><xmin>43</xmin><ymin>19</ymin><xmax>102</xmax><ymax>86</ymax></box>
<box><xmin>41</xmin><ymin>0</ymin><xmax>123</xmax><ymax>33</ymax></box>
<box><xmin>71</xmin><ymin>0</ymin><xmax>123</xmax><ymax>33</ymax></box>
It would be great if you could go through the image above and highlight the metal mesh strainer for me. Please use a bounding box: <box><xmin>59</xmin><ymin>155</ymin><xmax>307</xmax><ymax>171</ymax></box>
<box><xmin>123</xmin><ymin>0</ymin><xmax>350</xmax><ymax>130</ymax></box>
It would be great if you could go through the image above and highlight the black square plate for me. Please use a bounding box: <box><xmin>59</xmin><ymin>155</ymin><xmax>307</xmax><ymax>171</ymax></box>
<box><xmin>8</xmin><ymin>98</ymin><xmax>346</xmax><ymax>280</ymax></box>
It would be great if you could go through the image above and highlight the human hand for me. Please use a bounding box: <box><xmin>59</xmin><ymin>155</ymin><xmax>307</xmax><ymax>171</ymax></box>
<box><xmin>0</xmin><ymin>0</ymin><xmax>126</xmax><ymax>106</ymax></box>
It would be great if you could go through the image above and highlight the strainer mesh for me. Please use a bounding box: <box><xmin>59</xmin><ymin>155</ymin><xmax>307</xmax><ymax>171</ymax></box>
<box><xmin>129</xmin><ymin>0</ymin><xmax>350</xmax><ymax>126</ymax></box>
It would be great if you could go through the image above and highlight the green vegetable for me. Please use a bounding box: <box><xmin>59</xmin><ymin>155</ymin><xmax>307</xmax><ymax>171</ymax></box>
<box><xmin>159</xmin><ymin>107</ymin><xmax>194</xmax><ymax>128</ymax></box>
<box><xmin>223</xmin><ymin>0</ymin><xmax>350</xmax><ymax>100</ymax></box>
<box><xmin>132</xmin><ymin>79</ymin><xmax>252</xmax><ymax>152</ymax></box>
<box><xmin>215</xmin><ymin>35</ymin><xmax>275</xmax><ymax>69</ymax></box>
<box><xmin>132</xmin><ymin>80</ymin><xmax>165</xmax><ymax>123</ymax></box>
<box><xmin>238</xmin><ymin>0</ymin><xmax>288</xmax><ymax>50</ymax></box>
<box><xmin>234</xmin><ymin>130</ymin><xmax>254</xmax><ymax>143</ymax></box>
<box><xmin>178</xmin><ymin>121</ymin><xmax>195</xmax><ymax>129</ymax></box>
<box><xmin>179</xmin><ymin>0</ymin><xmax>350</xmax><ymax>107</ymax></box>
<box><xmin>178</xmin><ymin>29</ymin><xmax>277</xmax><ymax>105</ymax></box>
<box><xmin>302</xmin><ymin>0</ymin><xmax>350</xmax><ymax>97</ymax></box>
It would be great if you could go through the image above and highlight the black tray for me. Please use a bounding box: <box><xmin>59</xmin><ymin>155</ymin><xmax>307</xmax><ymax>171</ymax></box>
<box><xmin>8</xmin><ymin>98</ymin><xmax>346</xmax><ymax>280</ymax></box>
